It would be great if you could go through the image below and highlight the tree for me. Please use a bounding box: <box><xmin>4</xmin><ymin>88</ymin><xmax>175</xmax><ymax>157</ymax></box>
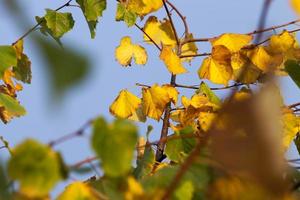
<box><xmin>1</xmin><ymin>0</ymin><xmax>300</xmax><ymax>199</ymax></box>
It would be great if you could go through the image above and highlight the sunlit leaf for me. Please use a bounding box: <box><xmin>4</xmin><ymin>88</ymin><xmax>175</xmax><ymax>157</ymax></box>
<box><xmin>181</xmin><ymin>33</ymin><xmax>198</xmax><ymax>63</ymax></box>
<box><xmin>198</xmin><ymin>57</ymin><xmax>232</xmax><ymax>85</ymax></box>
<box><xmin>210</xmin><ymin>33</ymin><xmax>252</xmax><ymax>52</ymax></box>
<box><xmin>160</xmin><ymin>45</ymin><xmax>187</xmax><ymax>74</ymax></box>
<box><xmin>142</xmin><ymin>84</ymin><xmax>178</xmax><ymax>121</ymax></box>
<box><xmin>143</xmin><ymin>16</ymin><xmax>176</xmax><ymax>47</ymax></box>
<box><xmin>109</xmin><ymin>89</ymin><xmax>141</xmax><ymax>119</ymax></box>
<box><xmin>115</xmin><ymin>36</ymin><xmax>147</xmax><ymax>66</ymax></box>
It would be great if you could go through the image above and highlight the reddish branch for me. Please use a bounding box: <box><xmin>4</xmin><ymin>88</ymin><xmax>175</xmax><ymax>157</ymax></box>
<box><xmin>48</xmin><ymin>119</ymin><xmax>93</xmax><ymax>147</ymax></box>
<box><xmin>183</xmin><ymin>18</ymin><xmax>300</xmax><ymax>45</ymax></box>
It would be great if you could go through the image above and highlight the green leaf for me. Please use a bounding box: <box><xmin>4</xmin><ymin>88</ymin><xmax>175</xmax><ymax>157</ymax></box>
<box><xmin>44</xmin><ymin>9</ymin><xmax>75</xmax><ymax>38</ymax></box>
<box><xmin>91</xmin><ymin>117</ymin><xmax>138</xmax><ymax>177</ymax></box>
<box><xmin>285</xmin><ymin>60</ymin><xmax>300</xmax><ymax>88</ymax></box>
<box><xmin>37</xmin><ymin>39</ymin><xmax>90</xmax><ymax>97</ymax></box>
<box><xmin>165</xmin><ymin>127</ymin><xmax>196</xmax><ymax>162</ymax></box>
<box><xmin>13</xmin><ymin>53</ymin><xmax>32</xmax><ymax>84</ymax></box>
<box><xmin>0</xmin><ymin>46</ymin><xmax>17</xmax><ymax>77</ymax></box>
<box><xmin>197</xmin><ymin>82</ymin><xmax>221</xmax><ymax>105</ymax></box>
<box><xmin>133</xmin><ymin>145</ymin><xmax>155</xmax><ymax>179</ymax></box>
<box><xmin>7</xmin><ymin>139</ymin><xmax>63</xmax><ymax>197</ymax></box>
<box><xmin>0</xmin><ymin>93</ymin><xmax>26</xmax><ymax>123</ymax></box>
<box><xmin>116</xmin><ymin>3</ymin><xmax>137</xmax><ymax>27</ymax></box>
<box><xmin>76</xmin><ymin>0</ymin><xmax>107</xmax><ymax>38</ymax></box>
<box><xmin>174</xmin><ymin>181</ymin><xmax>194</xmax><ymax>200</ymax></box>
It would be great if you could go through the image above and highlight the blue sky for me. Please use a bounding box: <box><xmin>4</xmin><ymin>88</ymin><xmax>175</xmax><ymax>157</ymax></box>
<box><xmin>1</xmin><ymin>0</ymin><xmax>300</xmax><ymax>197</ymax></box>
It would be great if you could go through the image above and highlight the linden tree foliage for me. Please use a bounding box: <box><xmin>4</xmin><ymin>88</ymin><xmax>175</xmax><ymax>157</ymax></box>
<box><xmin>3</xmin><ymin>0</ymin><xmax>300</xmax><ymax>199</ymax></box>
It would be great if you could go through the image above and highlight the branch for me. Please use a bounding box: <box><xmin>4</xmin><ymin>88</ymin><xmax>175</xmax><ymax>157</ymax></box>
<box><xmin>134</xmin><ymin>23</ymin><xmax>162</xmax><ymax>51</ymax></box>
<box><xmin>288</xmin><ymin>102</ymin><xmax>300</xmax><ymax>109</ymax></box>
<box><xmin>48</xmin><ymin>119</ymin><xmax>93</xmax><ymax>147</ymax></box>
<box><xmin>12</xmin><ymin>0</ymin><xmax>73</xmax><ymax>45</ymax></box>
<box><xmin>70</xmin><ymin>156</ymin><xmax>98</xmax><ymax>169</ymax></box>
<box><xmin>174</xmin><ymin>83</ymin><xmax>246</xmax><ymax>90</ymax></box>
<box><xmin>162</xmin><ymin>0</ymin><xmax>180</xmax><ymax>47</ymax></box>
<box><xmin>183</xmin><ymin>17</ymin><xmax>300</xmax><ymax>45</ymax></box>
<box><xmin>166</xmin><ymin>0</ymin><xmax>189</xmax><ymax>37</ymax></box>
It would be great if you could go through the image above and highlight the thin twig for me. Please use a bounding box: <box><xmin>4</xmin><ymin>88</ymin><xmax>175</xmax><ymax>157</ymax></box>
<box><xmin>162</xmin><ymin>0</ymin><xmax>180</xmax><ymax>46</ymax></box>
<box><xmin>166</xmin><ymin>0</ymin><xmax>189</xmax><ymax>37</ymax></box>
<box><xmin>183</xmin><ymin>18</ymin><xmax>300</xmax><ymax>45</ymax></box>
<box><xmin>135</xmin><ymin>23</ymin><xmax>162</xmax><ymax>51</ymax></box>
<box><xmin>48</xmin><ymin>119</ymin><xmax>93</xmax><ymax>147</ymax></box>
<box><xmin>288</xmin><ymin>102</ymin><xmax>300</xmax><ymax>109</ymax></box>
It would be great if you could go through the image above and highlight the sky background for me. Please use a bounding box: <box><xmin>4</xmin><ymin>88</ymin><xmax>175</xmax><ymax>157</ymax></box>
<box><xmin>1</xmin><ymin>0</ymin><xmax>300</xmax><ymax>197</ymax></box>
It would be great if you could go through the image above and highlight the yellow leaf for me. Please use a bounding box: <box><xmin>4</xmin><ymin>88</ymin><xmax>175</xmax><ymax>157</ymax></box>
<box><xmin>2</xmin><ymin>69</ymin><xmax>23</xmax><ymax>96</ymax></box>
<box><xmin>115</xmin><ymin>36</ymin><xmax>148</xmax><ymax>66</ymax></box>
<box><xmin>13</xmin><ymin>40</ymin><xmax>24</xmax><ymax>60</ymax></box>
<box><xmin>291</xmin><ymin>0</ymin><xmax>300</xmax><ymax>15</ymax></box>
<box><xmin>57</xmin><ymin>182</ymin><xmax>99</xmax><ymax>200</ymax></box>
<box><xmin>125</xmin><ymin>177</ymin><xmax>144</xmax><ymax>200</ymax></box>
<box><xmin>231</xmin><ymin>52</ymin><xmax>261</xmax><ymax>83</ymax></box>
<box><xmin>143</xmin><ymin>16</ymin><xmax>176</xmax><ymax>47</ymax></box>
<box><xmin>110</xmin><ymin>90</ymin><xmax>141</xmax><ymax>119</ymax></box>
<box><xmin>211</xmin><ymin>45</ymin><xmax>231</xmax><ymax>65</ymax></box>
<box><xmin>198</xmin><ymin>57</ymin><xmax>232</xmax><ymax>85</ymax></box>
<box><xmin>282</xmin><ymin>108</ymin><xmax>300</xmax><ymax>150</ymax></box>
<box><xmin>160</xmin><ymin>45</ymin><xmax>187</xmax><ymax>74</ymax></box>
<box><xmin>198</xmin><ymin>112</ymin><xmax>216</xmax><ymax>132</ymax></box>
<box><xmin>127</xmin><ymin>0</ymin><xmax>163</xmax><ymax>16</ymax></box>
<box><xmin>269</xmin><ymin>30</ymin><xmax>296</xmax><ymax>54</ymax></box>
<box><xmin>180</xmin><ymin>33</ymin><xmax>198</xmax><ymax>63</ymax></box>
<box><xmin>247</xmin><ymin>46</ymin><xmax>283</xmax><ymax>72</ymax></box>
<box><xmin>162</xmin><ymin>84</ymin><xmax>179</xmax><ymax>105</ymax></box>
<box><xmin>211</xmin><ymin>33</ymin><xmax>253</xmax><ymax>52</ymax></box>
<box><xmin>142</xmin><ymin>84</ymin><xmax>174</xmax><ymax>120</ymax></box>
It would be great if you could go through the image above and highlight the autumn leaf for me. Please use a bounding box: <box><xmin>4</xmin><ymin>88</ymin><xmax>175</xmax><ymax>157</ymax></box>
<box><xmin>0</xmin><ymin>93</ymin><xmax>26</xmax><ymax>124</ymax></box>
<box><xmin>127</xmin><ymin>0</ymin><xmax>163</xmax><ymax>16</ymax></box>
<box><xmin>180</xmin><ymin>33</ymin><xmax>198</xmax><ymax>63</ymax></box>
<box><xmin>143</xmin><ymin>16</ymin><xmax>176</xmax><ymax>47</ymax></box>
<box><xmin>198</xmin><ymin>57</ymin><xmax>232</xmax><ymax>85</ymax></box>
<box><xmin>142</xmin><ymin>84</ymin><xmax>178</xmax><ymax>121</ymax></box>
<box><xmin>247</xmin><ymin>46</ymin><xmax>282</xmax><ymax>72</ymax></box>
<box><xmin>160</xmin><ymin>45</ymin><xmax>187</xmax><ymax>74</ymax></box>
<box><xmin>115</xmin><ymin>36</ymin><xmax>148</xmax><ymax>66</ymax></box>
<box><xmin>110</xmin><ymin>89</ymin><xmax>141</xmax><ymax>119</ymax></box>
<box><xmin>269</xmin><ymin>30</ymin><xmax>296</xmax><ymax>54</ymax></box>
<box><xmin>115</xmin><ymin>3</ymin><xmax>137</xmax><ymax>27</ymax></box>
<box><xmin>210</xmin><ymin>33</ymin><xmax>253</xmax><ymax>52</ymax></box>
<box><xmin>282</xmin><ymin>108</ymin><xmax>300</xmax><ymax>150</ymax></box>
